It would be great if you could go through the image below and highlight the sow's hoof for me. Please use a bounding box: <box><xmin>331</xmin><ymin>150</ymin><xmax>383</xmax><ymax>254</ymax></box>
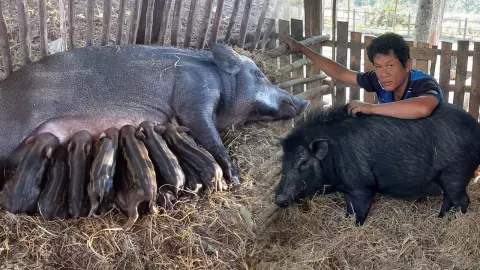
<box><xmin>1</xmin><ymin>132</ymin><xmax>59</xmax><ymax>214</ymax></box>
<box><xmin>114</xmin><ymin>125</ymin><xmax>158</xmax><ymax>230</ymax></box>
<box><xmin>162</xmin><ymin>123</ymin><xmax>225</xmax><ymax>193</ymax></box>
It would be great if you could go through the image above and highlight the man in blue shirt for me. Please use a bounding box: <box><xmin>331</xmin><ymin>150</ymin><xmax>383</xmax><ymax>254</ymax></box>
<box><xmin>282</xmin><ymin>32</ymin><xmax>443</xmax><ymax>119</ymax></box>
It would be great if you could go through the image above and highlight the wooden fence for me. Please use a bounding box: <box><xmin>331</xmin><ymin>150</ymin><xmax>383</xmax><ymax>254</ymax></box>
<box><xmin>0</xmin><ymin>0</ymin><xmax>280</xmax><ymax>75</ymax></box>
<box><xmin>0</xmin><ymin>1</ymin><xmax>478</xmax><ymax>120</ymax></box>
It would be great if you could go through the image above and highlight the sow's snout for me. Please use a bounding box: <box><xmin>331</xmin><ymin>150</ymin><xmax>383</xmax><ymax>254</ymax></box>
<box><xmin>278</xmin><ymin>96</ymin><xmax>310</xmax><ymax>119</ymax></box>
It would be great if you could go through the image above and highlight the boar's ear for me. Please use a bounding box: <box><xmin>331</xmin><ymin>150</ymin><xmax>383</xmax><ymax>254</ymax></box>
<box><xmin>211</xmin><ymin>43</ymin><xmax>242</xmax><ymax>75</ymax></box>
<box><xmin>309</xmin><ymin>139</ymin><xmax>328</xmax><ymax>160</ymax></box>
<box><xmin>154</xmin><ymin>125</ymin><xmax>166</xmax><ymax>134</ymax></box>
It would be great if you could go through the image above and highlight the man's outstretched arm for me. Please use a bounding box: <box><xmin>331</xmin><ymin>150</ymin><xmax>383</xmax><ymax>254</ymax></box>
<box><xmin>348</xmin><ymin>95</ymin><xmax>440</xmax><ymax>119</ymax></box>
<box><xmin>282</xmin><ymin>37</ymin><xmax>359</xmax><ymax>88</ymax></box>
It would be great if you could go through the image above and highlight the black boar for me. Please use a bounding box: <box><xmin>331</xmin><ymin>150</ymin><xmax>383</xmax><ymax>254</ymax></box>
<box><xmin>1</xmin><ymin>132</ymin><xmax>59</xmax><ymax>214</ymax></box>
<box><xmin>88</xmin><ymin>127</ymin><xmax>120</xmax><ymax>217</ymax></box>
<box><xmin>275</xmin><ymin>103</ymin><xmax>480</xmax><ymax>225</ymax></box>
<box><xmin>38</xmin><ymin>144</ymin><xmax>70</xmax><ymax>219</ymax></box>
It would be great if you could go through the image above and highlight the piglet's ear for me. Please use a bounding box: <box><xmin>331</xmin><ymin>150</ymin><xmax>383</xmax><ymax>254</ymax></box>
<box><xmin>177</xmin><ymin>126</ymin><xmax>189</xmax><ymax>133</ymax></box>
<box><xmin>135</xmin><ymin>131</ymin><xmax>146</xmax><ymax>141</ymax></box>
<box><xmin>309</xmin><ymin>139</ymin><xmax>328</xmax><ymax>160</ymax></box>
<box><xmin>25</xmin><ymin>136</ymin><xmax>36</xmax><ymax>145</ymax></box>
<box><xmin>154</xmin><ymin>125</ymin><xmax>166</xmax><ymax>134</ymax></box>
<box><xmin>46</xmin><ymin>147</ymin><xmax>54</xmax><ymax>159</ymax></box>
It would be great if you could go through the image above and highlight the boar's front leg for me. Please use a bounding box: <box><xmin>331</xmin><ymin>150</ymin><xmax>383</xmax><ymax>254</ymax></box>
<box><xmin>343</xmin><ymin>190</ymin><xmax>375</xmax><ymax>226</ymax></box>
<box><xmin>177</xmin><ymin>116</ymin><xmax>239</xmax><ymax>186</ymax></box>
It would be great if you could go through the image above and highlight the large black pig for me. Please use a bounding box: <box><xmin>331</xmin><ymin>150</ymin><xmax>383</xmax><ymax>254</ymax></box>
<box><xmin>275</xmin><ymin>102</ymin><xmax>480</xmax><ymax>225</ymax></box>
<box><xmin>1</xmin><ymin>43</ymin><xmax>309</xmax><ymax>188</ymax></box>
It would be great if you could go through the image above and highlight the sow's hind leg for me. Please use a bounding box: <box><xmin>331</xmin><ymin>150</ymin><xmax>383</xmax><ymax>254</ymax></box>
<box><xmin>437</xmin><ymin>172</ymin><xmax>471</xmax><ymax>217</ymax></box>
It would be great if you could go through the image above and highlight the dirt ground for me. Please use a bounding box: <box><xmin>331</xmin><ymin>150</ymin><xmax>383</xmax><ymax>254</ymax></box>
<box><xmin>1</xmin><ymin>1</ymin><xmax>480</xmax><ymax>269</ymax></box>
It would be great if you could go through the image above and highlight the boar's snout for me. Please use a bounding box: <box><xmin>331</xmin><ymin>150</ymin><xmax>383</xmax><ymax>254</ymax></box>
<box><xmin>275</xmin><ymin>194</ymin><xmax>293</xmax><ymax>208</ymax></box>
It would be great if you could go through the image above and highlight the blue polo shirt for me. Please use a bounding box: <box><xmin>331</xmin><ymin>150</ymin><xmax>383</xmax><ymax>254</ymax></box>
<box><xmin>356</xmin><ymin>69</ymin><xmax>444</xmax><ymax>104</ymax></box>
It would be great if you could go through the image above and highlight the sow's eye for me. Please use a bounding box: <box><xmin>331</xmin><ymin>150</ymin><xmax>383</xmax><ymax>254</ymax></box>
<box><xmin>255</xmin><ymin>70</ymin><xmax>264</xmax><ymax>78</ymax></box>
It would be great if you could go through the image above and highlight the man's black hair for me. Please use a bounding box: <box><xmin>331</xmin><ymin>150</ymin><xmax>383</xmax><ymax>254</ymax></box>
<box><xmin>366</xmin><ymin>32</ymin><xmax>410</xmax><ymax>68</ymax></box>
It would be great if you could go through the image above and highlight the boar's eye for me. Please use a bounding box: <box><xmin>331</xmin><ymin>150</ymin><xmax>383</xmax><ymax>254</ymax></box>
<box><xmin>297</xmin><ymin>160</ymin><xmax>309</xmax><ymax>172</ymax></box>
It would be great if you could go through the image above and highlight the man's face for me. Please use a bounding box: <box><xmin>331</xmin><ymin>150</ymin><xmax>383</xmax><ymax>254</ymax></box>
<box><xmin>373</xmin><ymin>51</ymin><xmax>410</xmax><ymax>92</ymax></box>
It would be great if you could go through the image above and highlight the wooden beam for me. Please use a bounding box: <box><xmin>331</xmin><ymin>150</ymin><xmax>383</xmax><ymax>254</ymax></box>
<box><xmin>334</xmin><ymin>21</ymin><xmax>348</xmax><ymax>106</ymax></box>
<box><xmin>453</xmin><ymin>40</ymin><xmax>469</xmax><ymax>108</ymax></box>
<box><xmin>469</xmin><ymin>42</ymin><xmax>480</xmax><ymax>120</ymax></box>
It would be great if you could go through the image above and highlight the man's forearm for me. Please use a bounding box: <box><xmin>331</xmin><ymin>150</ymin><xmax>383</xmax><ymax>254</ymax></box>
<box><xmin>370</xmin><ymin>97</ymin><xmax>439</xmax><ymax>119</ymax></box>
<box><xmin>297</xmin><ymin>45</ymin><xmax>358</xmax><ymax>87</ymax></box>
<box><xmin>298</xmin><ymin>46</ymin><xmax>349</xmax><ymax>80</ymax></box>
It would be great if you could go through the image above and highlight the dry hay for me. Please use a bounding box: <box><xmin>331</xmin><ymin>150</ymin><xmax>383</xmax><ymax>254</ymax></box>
<box><xmin>2</xmin><ymin>1</ymin><xmax>480</xmax><ymax>270</ymax></box>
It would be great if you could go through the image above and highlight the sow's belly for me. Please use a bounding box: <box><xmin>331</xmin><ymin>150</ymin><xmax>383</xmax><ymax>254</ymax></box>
<box><xmin>0</xmin><ymin>74</ymin><xmax>173</xmax><ymax>167</ymax></box>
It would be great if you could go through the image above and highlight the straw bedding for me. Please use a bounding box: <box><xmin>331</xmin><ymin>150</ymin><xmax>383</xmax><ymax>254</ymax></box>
<box><xmin>1</xmin><ymin>1</ymin><xmax>480</xmax><ymax>269</ymax></box>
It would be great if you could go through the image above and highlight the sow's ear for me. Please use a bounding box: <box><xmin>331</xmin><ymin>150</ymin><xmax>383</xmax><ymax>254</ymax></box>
<box><xmin>309</xmin><ymin>139</ymin><xmax>328</xmax><ymax>160</ymax></box>
<box><xmin>211</xmin><ymin>43</ymin><xmax>242</xmax><ymax>75</ymax></box>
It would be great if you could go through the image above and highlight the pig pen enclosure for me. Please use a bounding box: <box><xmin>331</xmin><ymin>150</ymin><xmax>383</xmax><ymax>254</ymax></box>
<box><xmin>1</xmin><ymin>0</ymin><xmax>480</xmax><ymax>269</ymax></box>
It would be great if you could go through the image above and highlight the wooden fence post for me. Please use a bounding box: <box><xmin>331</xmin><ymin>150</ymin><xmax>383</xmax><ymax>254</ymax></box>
<box><xmin>363</xmin><ymin>35</ymin><xmax>376</xmax><ymax>103</ymax></box>
<box><xmin>334</xmin><ymin>21</ymin><xmax>348</xmax><ymax>106</ymax></box>
<box><xmin>170</xmin><ymin>0</ymin><xmax>184</xmax><ymax>46</ymax></box>
<box><xmin>453</xmin><ymin>40</ymin><xmax>469</xmax><ymax>110</ymax></box>
<box><xmin>349</xmin><ymin>31</ymin><xmax>362</xmax><ymax>101</ymax></box>
<box><xmin>439</xmin><ymin>41</ymin><xmax>452</xmax><ymax>102</ymax></box>
<box><xmin>469</xmin><ymin>42</ymin><xmax>480</xmax><ymax>120</ymax></box>
<box><xmin>184</xmin><ymin>0</ymin><xmax>198</xmax><ymax>48</ymax></box>
<box><xmin>238</xmin><ymin>0</ymin><xmax>253</xmax><ymax>49</ymax></box>
<box><xmin>197</xmin><ymin>0</ymin><xmax>213</xmax><ymax>49</ymax></box>
<box><xmin>17</xmin><ymin>0</ymin><xmax>31</xmax><ymax>64</ymax></box>
<box><xmin>0</xmin><ymin>1</ymin><xmax>12</xmax><ymax>75</ymax></box>
<box><xmin>39</xmin><ymin>0</ymin><xmax>48</xmax><ymax>57</ymax></box>
<box><xmin>101</xmin><ymin>0</ymin><xmax>113</xmax><ymax>46</ymax></box>
<box><xmin>415</xmin><ymin>42</ymin><xmax>430</xmax><ymax>73</ymax></box>
<box><xmin>116</xmin><ymin>0</ymin><xmax>127</xmax><ymax>45</ymax></box>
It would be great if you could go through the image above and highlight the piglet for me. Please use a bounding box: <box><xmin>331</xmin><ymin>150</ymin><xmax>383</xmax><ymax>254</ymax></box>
<box><xmin>87</xmin><ymin>127</ymin><xmax>119</xmax><ymax>217</ymax></box>
<box><xmin>178</xmin><ymin>160</ymin><xmax>203</xmax><ymax>200</ymax></box>
<box><xmin>138</xmin><ymin>121</ymin><xmax>185</xmax><ymax>210</ymax></box>
<box><xmin>162</xmin><ymin>123</ymin><xmax>224</xmax><ymax>193</ymax></box>
<box><xmin>114</xmin><ymin>125</ymin><xmax>158</xmax><ymax>230</ymax></box>
<box><xmin>67</xmin><ymin>130</ymin><xmax>93</xmax><ymax>218</ymax></box>
<box><xmin>1</xmin><ymin>132</ymin><xmax>59</xmax><ymax>214</ymax></box>
<box><xmin>38</xmin><ymin>144</ymin><xmax>70</xmax><ymax>219</ymax></box>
